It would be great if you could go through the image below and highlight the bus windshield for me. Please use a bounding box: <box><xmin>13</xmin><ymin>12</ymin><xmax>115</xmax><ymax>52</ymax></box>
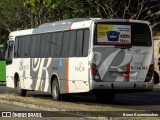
<box><xmin>94</xmin><ymin>22</ymin><xmax>151</xmax><ymax>46</ymax></box>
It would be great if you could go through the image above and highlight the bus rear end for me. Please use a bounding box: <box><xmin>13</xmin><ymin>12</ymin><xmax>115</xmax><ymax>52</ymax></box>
<box><xmin>90</xmin><ymin>19</ymin><xmax>154</xmax><ymax>102</ymax></box>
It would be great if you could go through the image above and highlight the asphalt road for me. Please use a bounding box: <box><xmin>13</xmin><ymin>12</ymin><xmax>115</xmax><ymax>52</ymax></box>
<box><xmin>1</xmin><ymin>83</ymin><xmax>160</xmax><ymax>111</ymax></box>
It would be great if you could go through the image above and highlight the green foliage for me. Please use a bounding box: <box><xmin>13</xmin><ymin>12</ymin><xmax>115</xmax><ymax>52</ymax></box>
<box><xmin>23</xmin><ymin>0</ymin><xmax>160</xmax><ymax>30</ymax></box>
<box><xmin>0</xmin><ymin>0</ymin><xmax>27</xmax><ymax>43</ymax></box>
<box><xmin>0</xmin><ymin>25</ymin><xmax>9</xmax><ymax>43</ymax></box>
<box><xmin>0</xmin><ymin>0</ymin><xmax>159</xmax><ymax>44</ymax></box>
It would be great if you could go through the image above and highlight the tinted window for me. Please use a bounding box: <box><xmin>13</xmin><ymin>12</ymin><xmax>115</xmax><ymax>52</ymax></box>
<box><xmin>62</xmin><ymin>31</ymin><xmax>70</xmax><ymax>57</ymax></box>
<box><xmin>75</xmin><ymin>29</ymin><xmax>89</xmax><ymax>57</ymax></box>
<box><xmin>95</xmin><ymin>22</ymin><xmax>151</xmax><ymax>46</ymax></box>
<box><xmin>20</xmin><ymin>37</ymin><xmax>25</xmax><ymax>57</ymax></box>
<box><xmin>76</xmin><ymin>30</ymin><xmax>84</xmax><ymax>57</ymax></box>
<box><xmin>15</xmin><ymin>36</ymin><xmax>30</xmax><ymax>58</ymax></box>
<box><xmin>51</xmin><ymin>32</ymin><xmax>63</xmax><ymax>58</ymax></box>
<box><xmin>83</xmin><ymin>29</ymin><xmax>90</xmax><ymax>56</ymax></box>
<box><xmin>69</xmin><ymin>31</ymin><xmax>76</xmax><ymax>57</ymax></box>
<box><xmin>39</xmin><ymin>33</ymin><xmax>51</xmax><ymax>57</ymax></box>
<box><xmin>4</xmin><ymin>42</ymin><xmax>8</xmax><ymax>60</ymax></box>
<box><xmin>17</xmin><ymin>37</ymin><xmax>22</xmax><ymax>57</ymax></box>
<box><xmin>20</xmin><ymin>36</ymin><xmax>30</xmax><ymax>58</ymax></box>
<box><xmin>13</xmin><ymin>29</ymin><xmax>90</xmax><ymax>58</ymax></box>
<box><xmin>7</xmin><ymin>41</ymin><xmax>14</xmax><ymax>64</ymax></box>
<box><xmin>132</xmin><ymin>23</ymin><xmax>151</xmax><ymax>46</ymax></box>
<box><xmin>14</xmin><ymin>38</ymin><xmax>19</xmax><ymax>57</ymax></box>
<box><xmin>30</xmin><ymin>35</ymin><xmax>40</xmax><ymax>58</ymax></box>
<box><xmin>24</xmin><ymin>36</ymin><xmax>31</xmax><ymax>57</ymax></box>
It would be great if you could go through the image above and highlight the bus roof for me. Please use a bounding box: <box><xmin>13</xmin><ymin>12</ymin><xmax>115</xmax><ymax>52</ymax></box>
<box><xmin>9</xmin><ymin>18</ymin><xmax>150</xmax><ymax>40</ymax></box>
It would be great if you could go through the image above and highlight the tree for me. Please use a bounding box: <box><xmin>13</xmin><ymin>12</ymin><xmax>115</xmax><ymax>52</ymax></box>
<box><xmin>0</xmin><ymin>25</ymin><xmax>9</xmax><ymax>43</ymax></box>
<box><xmin>0</xmin><ymin>0</ymin><xmax>30</xmax><ymax>30</ymax></box>
<box><xmin>87</xmin><ymin>0</ymin><xmax>160</xmax><ymax>30</ymax></box>
<box><xmin>0</xmin><ymin>0</ymin><xmax>30</xmax><ymax>42</ymax></box>
<box><xmin>0</xmin><ymin>0</ymin><xmax>159</xmax><ymax>44</ymax></box>
<box><xmin>23</xmin><ymin>0</ymin><xmax>96</xmax><ymax>27</ymax></box>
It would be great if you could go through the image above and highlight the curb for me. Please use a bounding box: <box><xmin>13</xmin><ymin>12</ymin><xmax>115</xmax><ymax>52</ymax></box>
<box><xmin>0</xmin><ymin>99</ymin><xmax>110</xmax><ymax>120</ymax></box>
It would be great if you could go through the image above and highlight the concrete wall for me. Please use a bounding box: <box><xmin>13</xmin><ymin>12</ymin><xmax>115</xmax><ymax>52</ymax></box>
<box><xmin>154</xmin><ymin>35</ymin><xmax>160</xmax><ymax>72</ymax></box>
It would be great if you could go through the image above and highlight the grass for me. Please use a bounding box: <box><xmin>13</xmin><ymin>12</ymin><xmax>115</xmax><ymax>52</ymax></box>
<box><xmin>0</xmin><ymin>93</ymin><xmax>159</xmax><ymax>120</ymax></box>
<box><xmin>0</xmin><ymin>93</ymin><xmax>132</xmax><ymax>112</ymax></box>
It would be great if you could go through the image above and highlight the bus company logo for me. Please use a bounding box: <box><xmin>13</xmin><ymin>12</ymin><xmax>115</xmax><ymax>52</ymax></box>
<box><xmin>19</xmin><ymin>60</ymin><xmax>29</xmax><ymax>71</ymax></box>
<box><xmin>133</xmin><ymin>49</ymin><xmax>150</xmax><ymax>55</ymax></box>
<box><xmin>19</xmin><ymin>60</ymin><xmax>23</xmax><ymax>71</ymax></box>
<box><xmin>75</xmin><ymin>62</ymin><xmax>85</xmax><ymax>72</ymax></box>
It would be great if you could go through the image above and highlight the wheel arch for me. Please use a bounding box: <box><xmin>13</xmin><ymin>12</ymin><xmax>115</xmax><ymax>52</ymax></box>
<box><xmin>14</xmin><ymin>72</ymin><xmax>19</xmax><ymax>88</ymax></box>
<box><xmin>50</xmin><ymin>73</ymin><xmax>60</xmax><ymax>93</ymax></box>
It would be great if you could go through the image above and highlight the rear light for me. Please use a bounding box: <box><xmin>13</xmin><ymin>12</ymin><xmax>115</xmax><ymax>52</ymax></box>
<box><xmin>93</xmin><ymin>70</ymin><xmax>97</xmax><ymax>75</ymax></box>
<box><xmin>92</xmin><ymin>65</ymin><xmax>97</xmax><ymax>70</ymax></box>
<box><xmin>148</xmin><ymin>71</ymin><xmax>153</xmax><ymax>76</ymax></box>
<box><xmin>147</xmin><ymin>64</ymin><xmax>154</xmax><ymax>76</ymax></box>
<box><xmin>145</xmin><ymin>64</ymin><xmax>154</xmax><ymax>82</ymax></box>
<box><xmin>91</xmin><ymin>63</ymin><xmax>101</xmax><ymax>81</ymax></box>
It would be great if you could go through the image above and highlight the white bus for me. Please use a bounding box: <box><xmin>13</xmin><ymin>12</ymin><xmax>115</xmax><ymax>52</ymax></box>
<box><xmin>5</xmin><ymin>18</ymin><xmax>154</xmax><ymax>102</ymax></box>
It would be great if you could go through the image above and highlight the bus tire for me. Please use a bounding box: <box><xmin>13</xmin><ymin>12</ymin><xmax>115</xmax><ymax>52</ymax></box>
<box><xmin>95</xmin><ymin>91</ymin><xmax>115</xmax><ymax>103</ymax></box>
<box><xmin>16</xmin><ymin>78</ymin><xmax>27</xmax><ymax>96</ymax></box>
<box><xmin>51</xmin><ymin>78</ymin><xmax>60</xmax><ymax>101</ymax></box>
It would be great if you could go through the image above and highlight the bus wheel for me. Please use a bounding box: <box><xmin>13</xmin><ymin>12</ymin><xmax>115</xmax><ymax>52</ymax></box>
<box><xmin>95</xmin><ymin>91</ymin><xmax>115</xmax><ymax>103</ymax></box>
<box><xmin>16</xmin><ymin>78</ymin><xmax>27</xmax><ymax>96</ymax></box>
<box><xmin>51</xmin><ymin>78</ymin><xmax>60</xmax><ymax>101</ymax></box>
